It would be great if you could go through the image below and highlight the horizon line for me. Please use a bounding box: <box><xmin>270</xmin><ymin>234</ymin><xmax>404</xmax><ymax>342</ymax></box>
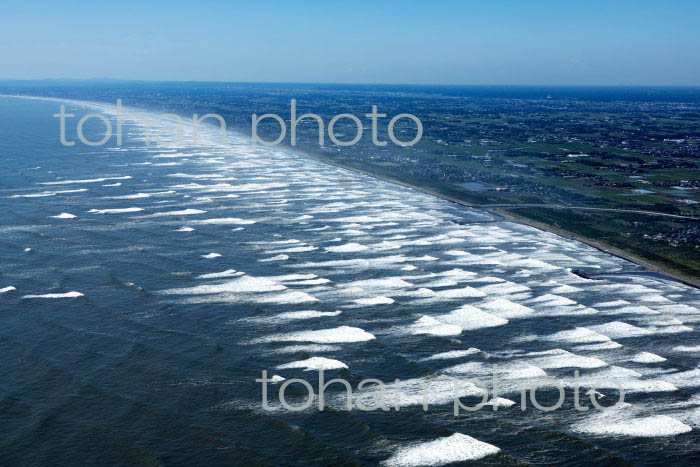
<box><xmin>1</xmin><ymin>78</ymin><xmax>700</xmax><ymax>89</ymax></box>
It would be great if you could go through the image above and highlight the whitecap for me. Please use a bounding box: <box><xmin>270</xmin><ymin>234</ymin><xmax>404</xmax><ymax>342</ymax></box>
<box><xmin>630</xmin><ymin>352</ymin><xmax>667</xmax><ymax>363</ymax></box>
<box><xmin>418</xmin><ymin>349</ymin><xmax>481</xmax><ymax>361</ymax></box>
<box><xmin>545</xmin><ymin>327</ymin><xmax>612</xmax><ymax>344</ymax></box>
<box><xmin>104</xmin><ymin>193</ymin><xmax>151</xmax><ymax>199</ymax></box>
<box><xmin>88</xmin><ymin>207</ymin><xmax>144</xmax><ymax>214</ymax></box>
<box><xmin>40</xmin><ymin>176</ymin><xmax>131</xmax><ymax>185</ymax></box>
<box><xmin>325</xmin><ymin>242</ymin><xmax>368</xmax><ymax>253</ymax></box>
<box><xmin>672</xmin><ymin>345</ymin><xmax>700</xmax><ymax>352</ymax></box>
<box><xmin>274</xmin><ymin>310</ymin><xmax>342</xmax><ymax>320</ymax></box>
<box><xmin>252</xmin><ymin>291</ymin><xmax>319</xmax><ymax>304</ymax></box>
<box><xmin>22</xmin><ymin>291</ymin><xmax>83</xmax><ymax>299</ymax></box>
<box><xmin>572</xmin><ymin>405</ymin><xmax>691</xmax><ymax>437</ymax></box>
<box><xmin>353</xmin><ymin>296</ymin><xmax>395</xmax><ymax>306</ymax></box>
<box><xmin>435</xmin><ymin>305</ymin><xmax>508</xmax><ymax>331</ymax></box>
<box><xmin>162</xmin><ymin>275</ymin><xmax>283</xmax><ymax>294</ymax></box>
<box><xmin>197</xmin><ymin>269</ymin><xmax>241</xmax><ymax>279</ymax></box>
<box><xmin>479</xmin><ymin>298</ymin><xmax>534</xmax><ymax>318</ymax></box>
<box><xmin>142</xmin><ymin>209</ymin><xmax>207</xmax><ymax>217</ymax></box>
<box><xmin>408</xmin><ymin>315</ymin><xmax>463</xmax><ymax>336</ymax></box>
<box><xmin>276</xmin><ymin>357</ymin><xmax>348</xmax><ymax>371</ymax></box>
<box><xmin>193</xmin><ymin>217</ymin><xmax>257</xmax><ymax>225</ymax></box>
<box><xmin>275</xmin><ymin>344</ymin><xmax>343</xmax><ymax>354</ymax></box>
<box><xmin>201</xmin><ymin>253</ymin><xmax>222</xmax><ymax>259</ymax></box>
<box><xmin>252</xmin><ymin>326</ymin><xmax>375</xmax><ymax>344</ymax></box>
<box><xmin>381</xmin><ymin>433</ymin><xmax>500</xmax><ymax>466</ymax></box>
<box><xmin>589</xmin><ymin>321</ymin><xmax>653</xmax><ymax>339</ymax></box>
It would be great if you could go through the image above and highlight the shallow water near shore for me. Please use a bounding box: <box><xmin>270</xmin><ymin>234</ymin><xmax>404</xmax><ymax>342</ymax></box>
<box><xmin>2</xmin><ymin>96</ymin><xmax>700</xmax><ymax>465</ymax></box>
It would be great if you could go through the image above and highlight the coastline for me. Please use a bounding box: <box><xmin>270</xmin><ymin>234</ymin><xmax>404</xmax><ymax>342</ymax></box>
<box><xmin>5</xmin><ymin>93</ymin><xmax>698</xmax><ymax>290</ymax></box>
<box><xmin>294</xmin><ymin>150</ymin><xmax>700</xmax><ymax>290</ymax></box>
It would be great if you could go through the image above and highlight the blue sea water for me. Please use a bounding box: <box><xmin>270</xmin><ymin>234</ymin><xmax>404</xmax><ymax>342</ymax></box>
<box><xmin>2</xmin><ymin>95</ymin><xmax>700</xmax><ymax>465</ymax></box>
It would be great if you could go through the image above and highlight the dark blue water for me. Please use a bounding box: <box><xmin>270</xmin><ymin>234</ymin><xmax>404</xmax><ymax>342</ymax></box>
<box><xmin>2</xmin><ymin>96</ymin><xmax>700</xmax><ymax>465</ymax></box>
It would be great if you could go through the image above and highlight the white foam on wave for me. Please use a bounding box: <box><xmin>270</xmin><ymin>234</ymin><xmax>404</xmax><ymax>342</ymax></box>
<box><xmin>11</xmin><ymin>188</ymin><xmax>88</xmax><ymax>198</ymax></box>
<box><xmin>435</xmin><ymin>305</ymin><xmax>508</xmax><ymax>331</ymax></box>
<box><xmin>1</xmin><ymin>286</ymin><xmax>17</xmax><ymax>293</ymax></box>
<box><xmin>201</xmin><ymin>253</ymin><xmax>222</xmax><ymax>259</ymax></box>
<box><xmin>601</xmin><ymin>305</ymin><xmax>660</xmax><ymax>316</ymax></box>
<box><xmin>293</xmin><ymin>255</ymin><xmax>408</xmax><ymax>270</ymax></box>
<box><xmin>51</xmin><ymin>213</ymin><xmax>77</xmax><ymax>219</ymax></box>
<box><xmin>162</xmin><ymin>275</ymin><xmax>284</xmax><ymax>294</ymax></box>
<box><xmin>287</xmin><ymin>278</ymin><xmax>331</xmax><ymax>285</ymax></box>
<box><xmin>573</xmin><ymin>341</ymin><xmax>623</xmax><ymax>351</ymax></box>
<box><xmin>325</xmin><ymin>242</ymin><xmax>368</xmax><ymax>253</ymax></box>
<box><xmin>353</xmin><ymin>296</ymin><xmax>395</xmax><ymax>306</ymax></box>
<box><xmin>40</xmin><ymin>176</ymin><xmax>131</xmax><ymax>185</ymax></box>
<box><xmin>528</xmin><ymin>293</ymin><xmax>577</xmax><ymax>307</ymax></box>
<box><xmin>422</xmin><ymin>278</ymin><xmax>458</xmax><ymax>288</ymax></box>
<box><xmin>194</xmin><ymin>217</ymin><xmax>257</xmax><ymax>225</ymax></box>
<box><xmin>276</xmin><ymin>357</ymin><xmax>348</xmax><ymax>371</ymax></box>
<box><xmin>545</xmin><ymin>327</ymin><xmax>613</xmax><ymax>344</ymax></box>
<box><xmin>104</xmin><ymin>193</ymin><xmax>151</xmax><ymax>199</ymax></box>
<box><xmin>354</xmin><ymin>374</ymin><xmax>485</xmax><ymax>410</ymax></box>
<box><xmin>572</xmin><ymin>404</ymin><xmax>692</xmax><ymax>437</ymax></box>
<box><xmin>672</xmin><ymin>345</ymin><xmax>700</xmax><ymax>352</ymax></box>
<box><xmin>656</xmin><ymin>304</ymin><xmax>700</xmax><ymax>315</ymax></box>
<box><xmin>268</xmin><ymin>245</ymin><xmax>318</xmax><ymax>253</ymax></box>
<box><xmin>478</xmin><ymin>281</ymin><xmax>529</xmax><ymax>295</ymax></box>
<box><xmin>408</xmin><ymin>315</ymin><xmax>463</xmax><ymax>336</ymax></box>
<box><xmin>167</xmin><ymin>173</ymin><xmax>225</xmax><ymax>179</ymax></box>
<box><xmin>594</xmin><ymin>299</ymin><xmax>631</xmax><ymax>308</ymax></box>
<box><xmin>444</xmin><ymin>360</ymin><xmax>547</xmax><ymax>382</ymax></box>
<box><xmin>274</xmin><ymin>344</ymin><xmax>343</xmax><ymax>354</ymax></box>
<box><xmin>479</xmin><ymin>298</ymin><xmax>534</xmax><ymax>319</ymax></box>
<box><xmin>10</xmin><ymin>192</ymin><xmax>54</xmax><ymax>198</ymax></box>
<box><xmin>343</xmin><ymin>278</ymin><xmax>414</xmax><ymax>290</ymax></box>
<box><xmin>175</xmin><ymin>226</ymin><xmax>195</xmax><ymax>232</ymax></box>
<box><xmin>142</xmin><ymin>209</ymin><xmax>207</xmax><ymax>217</ymax></box>
<box><xmin>432</xmin><ymin>286</ymin><xmax>486</xmax><ymax>299</ymax></box>
<box><xmin>88</xmin><ymin>207</ymin><xmax>144</xmax><ymax>214</ymax></box>
<box><xmin>22</xmin><ymin>291</ymin><xmax>83</xmax><ymax>299</ymax></box>
<box><xmin>252</xmin><ymin>325</ymin><xmax>376</xmax><ymax>344</ymax></box>
<box><xmin>252</xmin><ymin>291</ymin><xmax>319</xmax><ymax>304</ymax></box>
<box><xmin>260</xmin><ymin>254</ymin><xmax>289</xmax><ymax>262</ymax></box>
<box><xmin>275</xmin><ymin>310</ymin><xmax>342</xmax><ymax>320</ymax></box>
<box><xmin>589</xmin><ymin>321</ymin><xmax>653</xmax><ymax>339</ymax></box>
<box><xmin>522</xmin><ymin>349</ymin><xmax>608</xmax><ymax>369</ymax></box>
<box><xmin>437</xmin><ymin>268</ymin><xmax>478</xmax><ymax>280</ymax></box>
<box><xmin>266</xmin><ymin>274</ymin><xmax>317</xmax><ymax>282</ymax></box>
<box><xmin>381</xmin><ymin>433</ymin><xmax>500</xmax><ymax>466</ymax></box>
<box><xmin>418</xmin><ymin>348</ymin><xmax>481</xmax><ymax>361</ymax></box>
<box><xmin>550</xmin><ymin>284</ymin><xmax>583</xmax><ymax>294</ymax></box>
<box><xmin>630</xmin><ymin>352</ymin><xmax>667</xmax><ymax>363</ymax></box>
<box><xmin>197</xmin><ymin>269</ymin><xmax>241</xmax><ymax>279</ymax></box>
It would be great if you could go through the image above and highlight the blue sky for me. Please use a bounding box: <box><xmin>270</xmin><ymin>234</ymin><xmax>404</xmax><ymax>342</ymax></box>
<box><xmin>2</xmin><ymin>0</ymin><xmax>699</xmax><ymax>85</ymax></box>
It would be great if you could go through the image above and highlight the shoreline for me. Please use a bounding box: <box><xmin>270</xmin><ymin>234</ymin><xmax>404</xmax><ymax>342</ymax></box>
<box><xmin>5</xmin><ymin>93</ymin><xmax>698</xmax><ymax>289</ymax></box>
<box><xmin>294</xmin><ymin>150</ymin><xmax>700</xmax><ymax>290</ymax></box>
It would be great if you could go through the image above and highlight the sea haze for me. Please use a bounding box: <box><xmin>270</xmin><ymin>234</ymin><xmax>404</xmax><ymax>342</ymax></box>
<box><xmin>1</xmin><ymin>95</ymin><xmax>700</xmax><ymax>465</ymax></box>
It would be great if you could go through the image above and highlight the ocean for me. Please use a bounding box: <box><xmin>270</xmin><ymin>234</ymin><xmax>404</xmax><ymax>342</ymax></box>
<box><xmin>1</xmin><ymin>95</ymin><xmax>700</xmax><ymax>465</ymax></box>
